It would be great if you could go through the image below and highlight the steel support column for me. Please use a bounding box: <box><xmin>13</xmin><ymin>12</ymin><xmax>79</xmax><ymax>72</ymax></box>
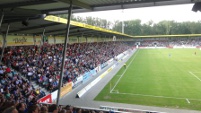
<box><xmin>56</xmin><ymin>0</ymin><xmax>72</xmax><ymax>106</ymax></box>
<box><xmin>42</xmin><ymin>28</ymin><xmax>46</xmax><ymax>44</ymax></box>
<box><xmin>77</xmin><ymin>36</ymin><xmax>79</xmax><ymax>43</ymax></box>
<box><xmin>38</xmin><ymin>28</ymin><xmax>46</xmax><ymax>55</ymax></box>
<box><xmin>0</xmin><ymin>23</ymin><xmax>9</xmax><ymax>63</ymax></box>
<box><xmin>33</xmin><ymin>35</ymin><xmax>36</xmax><ymax>46</ymax></box>
<box><xmin>0</xmin><ymin>11</ymin><xmax>4</xmax><ymax>29</ymax></box>
<box><xmin>54</xmin><ymin>35</ymin><xmax>56</xmax><ymax>45</ymax></box>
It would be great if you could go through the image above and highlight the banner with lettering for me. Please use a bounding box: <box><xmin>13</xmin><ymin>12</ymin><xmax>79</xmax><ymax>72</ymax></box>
<box><xmin>56</xmin><ymin>36</ymin><xmax>65</xmax><ymax>44</ymax></box>
<box><xmin>7</xmin><ymin>35</ymin><xmax>34</xmax><ymax>46</ymax></box>
<box><xmin>35</xmin><ymin>35</ymin><xmax>42</xmax><ymax>46</ymax></box>
<box><xmin>60</xmin><ymin>82</ymin><xmax>72</xmax><ymax>98</ymax></box>
<box><xmin>37</xmin><ymin>94</ymin><xmax>52</xmax><ymax>103</ymax></box>
<box><xmin>2</xmin><ymin>35</ymin><xmax>102</xmax><ymax>46</ymax></box>
<box><xmin>83</xmin><ymin>71</ymin><xmax>91</xmax><ymax>82</ymax></box>
<box><xmin>48</xmin><ymin>36</ymin><xmax>54</xmax><ymax>44</ymax></box>
<box><xmin>69</xmin><ymin>36</ymin><xmax>78</xmax><ymax>44</ymax></box>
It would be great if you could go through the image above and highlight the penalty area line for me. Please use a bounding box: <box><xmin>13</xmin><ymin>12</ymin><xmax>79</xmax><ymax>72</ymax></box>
<box><xmin>111</xmin><ymin>92</ymin><xmax>201</xmax><ymax>102</ymax></box>
<box><xmin>188</xmin><ymin>71</ymin><xmax>201</xmax><ymax>82</ymax></box>
<box><xmin>186</xmin><ymin>98</ymin><xmax>190</xmax><ymax>104</ymax></box>
<box><xmin>110</xmin><ymin>50</ymin><xmax>139</xmax><ymax>93</ymax></box>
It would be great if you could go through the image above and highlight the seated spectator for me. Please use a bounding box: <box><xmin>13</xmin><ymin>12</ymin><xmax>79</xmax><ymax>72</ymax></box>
<box><xmin>59</xmin><ymin>109</ymin><xmax>66</xmax><ymax>113</ymax></box>
<box><xmin>16</xmin><ymin>103</ymin><xmax>26</xmax><ymax>113</ymax></box>
<box><xmin>28</xmin><ymin>104</ymin><xmax>40</xmax><ymax>113</ymax></box>
<box><xmin>40</xmin><ymin>106</ymin><xmax>48</xmax><ymax>113</ymax></box>
<box><xmin>3</xmin><ymin>106</ymin><xmax>18</xmax><ymax>113</ymax></box>
<box><xmin>5</xmin><ymin>67</ymin><xmax>11</xmax><ymax>73</ymax></box>
<box><xmin>48</xmin><ymin>104</ymin><xmax>58</xmax><ymax>113</ymax></box>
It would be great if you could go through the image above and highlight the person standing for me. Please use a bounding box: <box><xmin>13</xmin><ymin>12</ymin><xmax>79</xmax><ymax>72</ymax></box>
<box><xmin>124</xmin><ymin>63</ymin><xmax>127</xmax><ymax>69</ymax></box>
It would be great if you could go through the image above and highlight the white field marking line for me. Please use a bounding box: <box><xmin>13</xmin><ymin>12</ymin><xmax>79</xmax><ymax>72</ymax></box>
<box><xmin>110</xmin><ymin>50</ymin><xmax>139</xmax><ymax>93</ymax></box>
<box><xmin>186</xmin><ymin>98</ymin><xmax>190</xmax><ymax>104</ymax></box>
<box><xmin>188</xmin><ymin>71</ymin><xmax>201</xmax><ymax>82</ymax></box>
<box><xmin>112</xmin><ymin>90</ymin><xmax>119</xmax><ymax>93</ymax></box>
<box><xmin>111</xmin><ymin>92</ymin><xmax>201</xmax><ymax>101</ymax></box>
<box><xmin>190</xmin><ymin>72</ymin><xmax>201</xmax><ymax>74</ymax></box>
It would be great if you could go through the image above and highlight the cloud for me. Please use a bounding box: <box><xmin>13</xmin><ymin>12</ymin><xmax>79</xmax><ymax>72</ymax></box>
<box><xmin>74</xmin><ymin>4</ymin><xmax>201</xmax><ymax>23</ymax></box>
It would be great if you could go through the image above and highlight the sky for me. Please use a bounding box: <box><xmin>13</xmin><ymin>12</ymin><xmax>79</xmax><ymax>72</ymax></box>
<box><xmin>74</xmin><ymin>4</ymin><xmax>201</xmax><ymax>24</ymax></box>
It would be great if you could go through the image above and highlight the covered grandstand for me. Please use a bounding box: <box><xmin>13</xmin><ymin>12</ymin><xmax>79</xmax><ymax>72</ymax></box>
<box><xmin>1</xmin><ymin>0</ymin><xmax>201</xmax><ymax>113</ymax></box>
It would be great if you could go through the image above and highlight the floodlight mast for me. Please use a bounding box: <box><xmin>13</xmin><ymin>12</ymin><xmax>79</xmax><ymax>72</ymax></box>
<box><xmin>42</xmin><ymin>27</ymin><xmax>46</xmax><ymax>44</ymax></box>
<box><xmin>56</xmin><ymin>0</ymin><xmax>73</xmax><ymax>106</ymax></box>
<box><xmin>122</xmin><ymin>9</ymin><xmax>124</xmax><ymax>34</ymax></box>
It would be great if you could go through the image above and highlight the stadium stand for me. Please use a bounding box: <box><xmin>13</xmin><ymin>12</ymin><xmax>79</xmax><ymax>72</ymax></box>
<box><xmin>138</xmin><ymin>38</ymin><xmax>201</xmax><ymax>47</ymax></box>
<box><xmin>0</xmin><ymin>63</ymin><xmax>45</xmax><ymax>112</ymax></box>
<box><xmin>1</xmin><ymin>1</ymin><xmax>201</xmax><ymax>113</ymax></box>
<box><xmin>1</xmin><ymin>41</ymin><xmax>131</xmax><ymax>93</ymax></box>
<box><xmin>0</xmin><ymin>41</ymin><xmax>135</xmax><ymax>113</ymax></box>
<box><xmin>1</xmin><ymin>38</ymin><xmax>201</xmax><ymax>113</ymax></box>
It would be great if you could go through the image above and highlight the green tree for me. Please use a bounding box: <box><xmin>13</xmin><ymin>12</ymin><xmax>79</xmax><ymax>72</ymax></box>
<box><xmin>57</xmin><ymin>14</ymin><xmax>201</xmax><ymax>36</ymax></box>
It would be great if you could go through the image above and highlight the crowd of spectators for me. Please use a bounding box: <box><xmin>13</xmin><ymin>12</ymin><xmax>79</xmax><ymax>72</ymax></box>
<box><xmin>0</xmin><ymin>102</ymin><xmax>112</xmax><ymax>113</ymax></box>
<box><xmin>0</xmin><ymin>63</ymin><xmax>46</xmax><ymax>113</ymax></box>
<box><xmin>2</xmin><ymin>41</ymin><xmax>132</xmax><ymax>92</ymax></box>
<box><xmin>3</xmin><ymin>38</ymin><xmax>200</xmax><ymax>113</ymax></box>
<box><xmin>169</xmin><ymin>38</ymin><xmax>201</xmax><ymax>47</ymax></box>
<box><xmin>0</xmin><ymin>41</ymin><xmax>133</xmax><ymax>113</ymax></box>
<box><xmin>139</xmin><ymin>38</ymin><xmax>201</xmax><ymax>47</ymax></box>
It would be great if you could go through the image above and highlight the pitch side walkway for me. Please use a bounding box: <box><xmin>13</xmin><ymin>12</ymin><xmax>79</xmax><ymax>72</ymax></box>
<box><xmin>60</xmin><ymin>49</ymin><xmax>200</xmax><ymax>113</ymax></box>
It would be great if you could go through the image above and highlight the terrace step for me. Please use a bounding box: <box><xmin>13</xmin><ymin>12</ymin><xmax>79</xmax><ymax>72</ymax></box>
<box><xmin>10</xmin><ymin>68</ymin><xmax>50</xmax><ymax>96</ymax></box>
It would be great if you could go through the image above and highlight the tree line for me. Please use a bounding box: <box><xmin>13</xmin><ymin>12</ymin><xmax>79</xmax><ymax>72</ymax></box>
<box><xmin>58</xmin><ymin>14</ymin><xmax>201</xmax><ymax>36</ymax></box>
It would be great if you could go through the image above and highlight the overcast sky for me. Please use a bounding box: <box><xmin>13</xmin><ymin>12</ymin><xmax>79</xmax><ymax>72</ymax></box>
<box><xmin>74</xmin><ymin>4</ymin><xmax>201</xmax><ymax>24</ymax></box>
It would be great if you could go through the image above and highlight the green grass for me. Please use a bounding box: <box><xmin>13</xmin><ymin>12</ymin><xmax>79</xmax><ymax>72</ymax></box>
<box><xmin>94</xmin><ymin>49</ymin><xmax>201</xmax><ymax>111</ymax></box>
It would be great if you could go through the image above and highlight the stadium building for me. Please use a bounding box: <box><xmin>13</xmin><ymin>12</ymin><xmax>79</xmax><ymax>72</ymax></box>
<box><xmin>0</xmin><ymin>1</ymin><xmax>201</xmax><ymax>113</ymax></box>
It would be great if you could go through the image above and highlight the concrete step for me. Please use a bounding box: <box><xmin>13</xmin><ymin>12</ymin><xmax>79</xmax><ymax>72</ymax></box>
<box><xmin>10</xmin><ymin>68</ymin><xmax>50</xmax><ymax>96</ymax></box>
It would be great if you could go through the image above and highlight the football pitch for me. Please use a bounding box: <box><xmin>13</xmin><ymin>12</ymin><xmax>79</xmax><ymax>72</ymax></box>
<box><xmin>95</xmin><ymin>49</ymin><xmax>201</xmax><ymax>111</ymax></box>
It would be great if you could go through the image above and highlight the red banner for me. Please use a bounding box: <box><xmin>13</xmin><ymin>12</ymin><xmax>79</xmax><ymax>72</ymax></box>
<box><xmin>37</xmin><ymin>94</ymin><xmax>52</xmax><ymax>103</ymax></box>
